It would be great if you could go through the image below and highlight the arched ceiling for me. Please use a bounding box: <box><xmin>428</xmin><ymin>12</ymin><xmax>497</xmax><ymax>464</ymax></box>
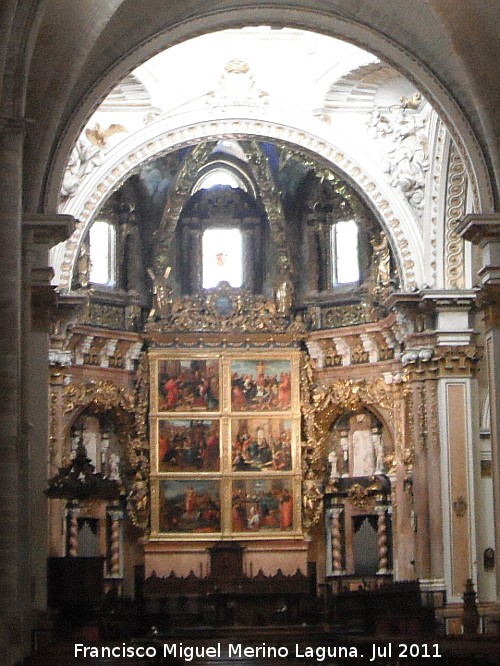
<box><xmin>52</xmin><ymin>27</ymin><xmax>434</xmax><ymax>292</ymax></box>
<box><xmin>3</xmin><ymin>0</ymin><xmax>497</xmax><ymax>212</ymax></box>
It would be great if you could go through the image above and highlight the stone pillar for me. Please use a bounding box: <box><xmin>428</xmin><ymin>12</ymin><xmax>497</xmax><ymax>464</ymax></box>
<box><xmin>397</xmin><ymin>290</ymin><xmax>478</xmax><ymax>604</ymax></box>
<box><xmin>0</xmin><ymin>118</ymin><xmax>27</xmax><ymax>663</ymax></box>
<box><xmin>22</xmin><ymin>214</ymin><xmax>73</xmax><ymax>610</ymax></box>
<box><xmin>423</xmin><ymin>292</ymin><xmax>479</xmax><ymax>604</ymax></box>
<box><xmin>459</xmin><ymin>214</ymin><xmax>500</xmax><ymax>602</ymax></box>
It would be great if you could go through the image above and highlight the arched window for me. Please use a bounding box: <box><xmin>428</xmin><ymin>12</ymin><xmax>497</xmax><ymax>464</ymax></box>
<box><xmin>177</xmin><ymin>168</ymin><xmax>265</xmax><ymax>294</ymax></box>
<box><xmin>89</xmin><ymin>220</ymin><xmax>116</xmax><ymax>286</ymax></box>
<box><xmin>196</xmin><ymin>169</ymin><xmax>246</xmax><ymax>192</ymax></box>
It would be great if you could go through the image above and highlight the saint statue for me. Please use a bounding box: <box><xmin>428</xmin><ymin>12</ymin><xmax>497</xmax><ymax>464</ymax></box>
<box><xmin>328</xmin><ymin>448</ymin><xmax>339</xmax><ymax>482</ymax></box>
<box><xmin>274</xmin><ymin>266</ymin><xmax>294</xmax><ymax>316</ymax></box>
<box><xmin>371</xmin><ymin>234</ymin><xmax>391</xmax><ymax>293</ymax></box>
<box><xmin>77</xmin><ymin>241</ymin><xmax>91</xmax><ymax>288</ymax></box>
<box><xmin>148</xmin><ymin>266</ymin><xmax>173</xmax><ymax>320</ymax></box>
<box><xmin>372</xmin><ymin>428</ymin><xmax>385</xmax><ymax>474</ymax></box>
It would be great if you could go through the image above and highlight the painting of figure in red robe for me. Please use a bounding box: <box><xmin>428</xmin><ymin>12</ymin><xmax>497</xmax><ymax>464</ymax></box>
<box><xmin>231</xmin><ymin>418</ymin><xmax>292</xmax><ymax>472</ymax></box>
<box><xmin>158</xmin><ymin>419</ymin><xmax>220</xmax><ymax>472</ymax></box>
<box><xmin>231</xmin><ymin>478</ymin><xmax>294</xmax><ymax>533</ymax></box>
<box><xmin>159</xmin><ymin>480</ymin><xmax>221</xmax><ymax>533</ymax></box>
<box><xmin>158</xmin><ymin>358</ymin><xmax>220</xmax><ymax>411</ymax></box>
<box><xmin>230</xmin><ymin>359</ymin><xmax>292</xmax><ymax>412</ymax></box>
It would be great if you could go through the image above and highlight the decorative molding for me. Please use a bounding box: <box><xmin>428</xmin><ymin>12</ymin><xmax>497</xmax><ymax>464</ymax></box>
<box><xmin>402</xmin><ymin>345</ymin><xmax>481</xmax><ymax>380</ymax></box>
<box><xmin>56</xmin><ymin>115</ymin><xmax>423</xmax><ymax>292</ymax></box>
<box><xmin>368</xmin><ymin>99</ymin><xmax>431</xmax><ymax>214</ymax></box>
<box><xmin>145</xmin><ymin>281</ymin><xmax>306</xmax><ymax>335</ymax></box>
<box><xmin>62</xmin><ymin>379</ymin><xmax>149</xmax><ymax>530</ymax></box>
<box><xmin>444</xmin><ymin>143</ymin><xmax>467</xmax><ymax>289</ymax></box>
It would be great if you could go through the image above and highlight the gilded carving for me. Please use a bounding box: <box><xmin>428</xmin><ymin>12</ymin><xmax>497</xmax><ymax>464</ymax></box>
<box><xmin>321</xmin><ymin>301</ymin><xmax>378</xmax><ymax>329</ymax></box>
<box><xmin>64</xmin><ymin>381</ymin><xmax>135</xmax><ymax>414</ymax></box>
<box><xmin>146</xmin><ymin>281</ymin><xmax>304</xmax><ymax>335</ymax></box>
<box><xmin>63</xmin><ymin>379</ymin><xmax>150</xmax><ymax>530</ymax></box>
<box><xmin>348</xmin><ymin>480</ymin><xmax>381</xmax><ymax>511</ymax></box>
<box><xmin>403</xmin><ymin>345</ymin><xmax>481</xmax><ymax>380</ymax></box>
<box><xmin>300</xmin><ymin>353</ymin><xmax>405</xmax><ymax>534</ymax></box>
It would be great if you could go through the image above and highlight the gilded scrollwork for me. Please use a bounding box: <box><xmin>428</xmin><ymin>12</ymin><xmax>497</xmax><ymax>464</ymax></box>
<box><xmin>300</xmin><ymin>353</ymin><xmax>406</xmax><ymax>534</ymax></box>
<box><xmin>348</xmin><ymin>480</ymin><xmax>381</xmax><ymax>511</ymax></box>
<box><xmin>63</xmin><ymin>379</ymin><xmax>150</xmax><ymax>530</ymax></box>
<box><xmin>146</xmin><ymin>281</ymin><xmax>306</xmax><ymax>335</ymax></box>
<box><xmin>64</xmin><ymin>380</ymin><xmax>135</xmax><ymax>415</ymax></box>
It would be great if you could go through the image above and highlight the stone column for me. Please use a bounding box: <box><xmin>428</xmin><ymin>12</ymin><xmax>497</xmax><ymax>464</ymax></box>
<box><xmin>423</xmin><ymin>292</ymin><xmax>479</xmax><ymax>604</ymax></box>
<box><xmin>0</xmin><ymin>118</ymin><xmax>26</xmax><ymax>662</ymax></box>
<box><xmin>459</xmin><ymin>214</ymin><xmax>500</xmax><ymax>602</ymax></box>
<box><xmin>22</xmin><ymin>214</ymin><xmax>73</xmax><ymax>609</ymax></box>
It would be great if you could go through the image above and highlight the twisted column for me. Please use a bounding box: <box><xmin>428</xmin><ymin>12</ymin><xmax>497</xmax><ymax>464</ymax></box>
<box><xmin>67</xmin><ymin>502</ymin><xmax>80</xmax><ymax>557</ymax></box>
<box><xmin>376</xmin><ymin>506</ymin><xmax>389</xmax><ymax>574</ymax></box>
<box><xmin>329</xmin><ymin>507</ymin><xmax>344</xmax><ymax>574</ymax></box>
<box><xmin>108</xmin><ymin>507</ymin><xmax>123</xmax><ymax>578</ymax></box>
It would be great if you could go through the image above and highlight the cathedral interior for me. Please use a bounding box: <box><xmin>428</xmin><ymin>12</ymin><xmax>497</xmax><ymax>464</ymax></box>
<box><xmin>3</xmin><ymin>2</ymin><xmax>500</xmax><ymax>664</ymax></box>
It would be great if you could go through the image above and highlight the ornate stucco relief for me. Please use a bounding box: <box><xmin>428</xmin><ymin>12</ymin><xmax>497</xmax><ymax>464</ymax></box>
<box><xmin>56</xmin><ymin>116</ymin><xmax>423</xmax><ymax>292</ymax></box>
<box><xmin>366</xmin><ymin>96</ymin><xmax>431</xmax><ymax>215</ymax></box>
<box><xmin>444</xmin><ymin>143</ymin><xmax>467</xmax><ymax>290</ymax></box>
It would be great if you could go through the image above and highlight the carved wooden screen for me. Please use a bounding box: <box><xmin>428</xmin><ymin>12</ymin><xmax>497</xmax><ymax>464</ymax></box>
<box><xmin>149</xmin><ymin>349</ymin><xmax>302</xmax><ymax>540</ymax></box>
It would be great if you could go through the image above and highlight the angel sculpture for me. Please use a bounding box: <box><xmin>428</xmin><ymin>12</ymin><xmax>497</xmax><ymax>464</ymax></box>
<box><xmin>85</xmin><ymin>122</ymin><xmax>127</xmax><ymax>148</ymax></box>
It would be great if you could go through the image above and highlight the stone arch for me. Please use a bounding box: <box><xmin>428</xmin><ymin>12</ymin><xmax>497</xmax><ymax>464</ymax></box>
<box><xmin>54</xmin><ymin>111</ymin><xmax>425</xmax><ymax>291</ymax></box>
<box><xmin>42</xmin><ymin>7</ymin><xmax>494</xmax><ymax>218</ymax></box>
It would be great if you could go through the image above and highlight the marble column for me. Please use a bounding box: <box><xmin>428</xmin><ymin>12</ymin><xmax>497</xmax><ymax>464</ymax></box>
<box><xmin>459</xmin><ymin>214</ymin><xmax>500</xmax><ymax>603</ymax></box>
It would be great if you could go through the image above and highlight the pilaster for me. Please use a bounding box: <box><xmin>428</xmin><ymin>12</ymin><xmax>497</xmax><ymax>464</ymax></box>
<box><xmin>459</xmin><ymin>214</ymin><xmax>500</xmax><ymax>603</ymax></box>
<box><xmin>21</xmin><ymin>214</ymin><xmax>74</xmax><ymax>611</ymax></box>
<box><xmin>397</xmin><ymin>291</ymin><xmax>479</xmax><ymax>603</ymax></box>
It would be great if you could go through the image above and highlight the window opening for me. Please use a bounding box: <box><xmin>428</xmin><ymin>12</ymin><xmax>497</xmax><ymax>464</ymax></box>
<box><xmin>197</xmin><ymin>169</ymin><xmax>243</xmax><ymax>191</ymax></box>
<box><xmin>331</xmin><ymin>220</ymin><xmax>359</xmax><ymax>285</ymax></box>
<box><xmin>89</xmin><ymin>220</ymin><xmax>116</xmax><ymax>286</ymax></box>
<box><xmin>202</xmin><ymin>228</ymin><xmax>243</xmax><ymax>288</ymax></box>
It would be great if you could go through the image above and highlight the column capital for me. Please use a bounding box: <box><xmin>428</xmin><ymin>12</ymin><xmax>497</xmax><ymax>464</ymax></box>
<box><xmin>22</xmin><ymin>213</ymin><xmax>74</xmax><ymax>248</ymax></box>
<box><xmin>457</xmin><ymin>214</ymin><xmax>500</xmax><ymax>248</ymax></box>
<box><xmin>458</xmin><ymin>214</ymin><xmax>500</xmax><ymax>286</ymax></box>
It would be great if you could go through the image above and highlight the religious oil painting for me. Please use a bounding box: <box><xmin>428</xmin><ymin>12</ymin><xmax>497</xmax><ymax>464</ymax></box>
<box><xmin>159</xmin><ymin>480</ymin><xmax>221</xmax><ymax>534</ymax></box>
<box><xmin>157</xmin><ymin>358</ymin><xmax>220</xmax><ymax>412</ymax></box>
<box><xmin>231</xmin><ymin>418</ymin><xmax>292</xmax><ymax>472</ymax></box>
<box><xmin>158</xmin><ymin>419</ymin><xmax>220</xmax><ymax>473</ymax></box>
<box><xmin>230</xmin><ymin>358</ymin><xmax>292</xmax><ymax>412</ymax></box>
<box><xmin>231</xmin><ymin>478</ymin><xmax>294</xmax><ymax>533</ymax></box>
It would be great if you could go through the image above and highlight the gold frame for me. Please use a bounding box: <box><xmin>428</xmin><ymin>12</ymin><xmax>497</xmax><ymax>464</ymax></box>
<box><xmin>149</xmin><ymin>349</ymin><xmax>302</xmax><ymax>540</ymax></box>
